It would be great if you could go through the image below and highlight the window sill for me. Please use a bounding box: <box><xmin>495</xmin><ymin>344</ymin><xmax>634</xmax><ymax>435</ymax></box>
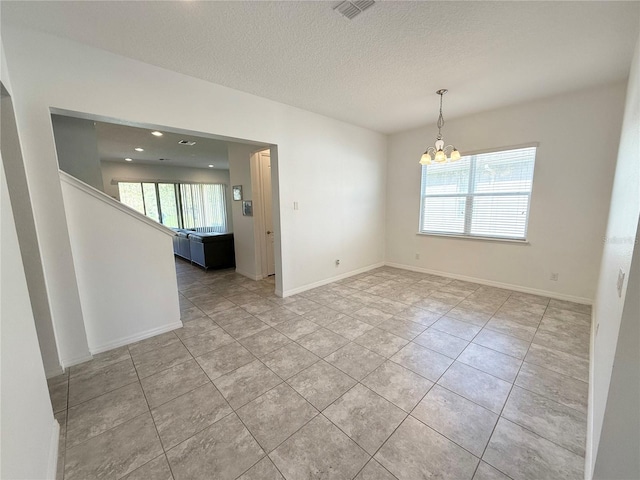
<box><xmin>416</xmin><ymin>232</ymin><xmax>530</xmax><ymax>245</ymax></box>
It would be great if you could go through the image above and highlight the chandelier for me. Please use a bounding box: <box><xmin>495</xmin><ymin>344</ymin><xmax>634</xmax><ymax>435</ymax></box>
<box><xmin>419</xmin><ymin>89</ymin><xmax>461</xmax><ymax>165</ymax></box>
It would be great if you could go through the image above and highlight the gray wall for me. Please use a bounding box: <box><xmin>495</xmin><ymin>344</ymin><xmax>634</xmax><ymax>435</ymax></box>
<box><xmin>593</xmin><ymin>216</ymin><xmax>640</xmax><ymax>479</ymax></box>
<box><xmin>51</xmin><ymin>114</ymin><xmax>103</xmax><ymax>190</ymax></box>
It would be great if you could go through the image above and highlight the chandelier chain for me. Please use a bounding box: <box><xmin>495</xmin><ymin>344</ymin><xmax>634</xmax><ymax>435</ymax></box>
<box><xmin>437</xmin><ymin>92</ymin><xmax>445</xmax><ymax>140</ymax></box>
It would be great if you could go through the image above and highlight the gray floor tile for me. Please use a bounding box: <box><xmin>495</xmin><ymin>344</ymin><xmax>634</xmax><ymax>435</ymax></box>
<box><xmin>195</xmin><ymin>341</ymin><xmax>255</xmax><ymax>380</ymax></box>
<box><xmin>210</xmin><ymin>307</ymin><xmax>253</xmax><ymax>327</ymax></box>
<box><xmin>390</xmin><ymin>343</ymin><xmax>453</xmax><ymax>382</ymax></box>
<box><xmin>283</xmin><ymin>297</ymin><xmax>322</xmax><ymax>315</ymax></box>
<box><xmin>68</xmin><ymin>358</ymin><xmax>138</xmax><ymax>406</ymax></box>
<box><xmin>412</xmin><ymin>385</ymin><xmax>498</xmax><ymax>456</ymax></box>
<box><xmin>180</xmin><ymin>326</ymin><xmax>236</xmax><ymax>357</ymax></box>
<box><xmin>237</xmin><ymin>457</ymin><xmax>284</xmax><ymax>480</ymax></box>
<box><xmin>64</xmin><ymin>412</ymin><xmax>163</xmax><ymax>480</ymax></box>
<box><xmin>274</xmin><ymin>317</ymin><xmax>321</xmax><ymax>340</ymax></box>
<box><xmin>152</xmin><ymin>383</ymin><xmax>232</xmax><ymax>449</ymax></box>
<box><xmin>70</xmin><ymin>346</ymin><xmax>131</xmax><ymax>379</ymax></box>
<box><xmin>355</xmin><ymin>460</ymin><xmax>397</xmax><ymax>480</ymax></box>
<box><xmin>544</xmin><ymin>306</ymin><xmax>591</xmax><ymax>325</ymax></box>
<box><xmin>438</xmin><ymin>362</ymin><xmax>511</xmax><ymax>414</ymax></box>
<box><xmin>298</xmin><ymin>328</ymin><xmax>350</xmax><ymax>357</ymax></box>
<box><xmin>483</xmin><ymin>418</ymin><xmax>584</xmax><ymax>480</ymax></box>
<box><xmin>213</xmin><ymin>360</ymin><xmax>282</xmax><ymax>409</ymax></box>
<box><xmin>302</xmin><ymin>307</ymin><xmax>347</xmax><ymax>327</ymax></box>
<box><xmin>66</xmin><ymin>382</ymin><xmax>148</xmax><ymax>448</ymax></box>
<box><xmin>239</xmin><ymin>327</ymin><xmax>292</xmax><ymax>358</ymax></box>
<box><xmin>548</xmin><ymin>300</ymin><xmax>591</xmax><ymax>316</ymax></box>
<box><xmin>354</xmin><ymin>328</ymin><xmax>409</xmax><ymax>358</ymax></box>
<box><xmin>326</xmin><ymin>342</ymin><xmax>386</xmax><ymax>380</ymax></box>
<box><xmin>362</xmin><ymin>361</ymin><xmax>433</xmax><ymax>412</ymax></box>
<box><xmin>473</xmin><ymin>461</ymin><xmax>511</xmax><ymax>480</ymax></box>
<box><xmin>174</xmin><ymin>317</ymin><xmax>218</xmax><ymax>340</ymax></box>
<box><xmin>324</xmin><ymin>384</ymin><xmax>406</xmax><ymax>454</ymax></box>
<box><xmin>140</xmin><ymin>358</ymin><xmax>209</xmax><ymax>408</ymax></box>
<box><xmin>377</xmin><ymin>317</ymin><xmax>428</xmax><ymax>340</ymax></box>
<box><xmin>502</xmin><ymin>386</ymin><xmax>586</xmax><ymax>456</ymax></box>
<box><xmin>256</xmin><ymin>307</ymin><xmax>301</xmax><ymax>326</ymax></box>
<box><xmin>524</xmin><ymin>344</ymin><xmax>588</xmax><ymax>382</ymax></box>
<box><xmin>325</xmin><ymin>316</ymin><xmax>375</xmax><ymax>340</ymax></box>
<box><xmin>414</xmin><ymin>329</ymin><xmax>469</xmax><ymax>358</ymax></box>
<box><xmin>473</xmin><ymin>329</ymin><xmax>530</xmax><ymax>359</ymax></box>
<box><xmin>166</xmin><ymin>413</ymin><xmax>264</xmax><ymax>480</ymax></box>
<box><xmin>352</xmin><ymin>307</ymin><xmax>394</xmax><ymax>326</ymax></box>
<box><xmin>532</xmin><ymin>323</ymin><xmax>589</xmax><ymax>359</ymax></box>
<box><xmin>395</xmin><ymin>306</ymin><xmax>441</xmax><ymax>326</ymax></box>
<box><xmin>238</xmin><ymin>383</ymin><xmax>318</xmax><ymax>452</ymax></box>
<box><xmin>375</xmin><ymin>416</ymin><xmax>479</xmax><ymax>480</ymax></box>
<box><xmin>458</xmin><ymin>343</ymin><xmax>522</xmax><ymax>383</ymax></box>
<box><xmin>288</xmin><ymin>360</ymin><xmax>357</xmax><ymax>411</ymax></box>
<box><xmin>432</xmin><ymin>317</ymin><xmax>482</xmax><ymax>340</ymax></box>
<box><xmin>121</xmin><ymin>455</ymin><xmax>173</xmax><ymax>480</ymax></box>
<box><xmin>48</xmin><ymin>375</ymin><xmax>69</xmax><ymax>413</ymax></box>
<box><xmin>485</xmin><ymin>317</ymin><xmax>537</xmax><ymax>341</ymax></box>
<box><xmin>220</xmin><ymin>316</ymin><xmax>270</xmax><ymax>341</ymax></box>
<box><xmin>270</xmin><ymin>415</ymin><xmax>369</xmax><ymax>480</ymax></box>
<box><xmin>131</xmin><ymin>341</ymin><xmax>192</xmax><ymax>379</ymax></box>
<box><xmin>515</xmin><ymin>362</ymin><xmax>588</xmax><ymax>413</ymax></box>
<box><xmin>128</xmin><ymin>332</ymin><xmax>180</xmax><ymax>356</ymax></box>
<box><xmin>263</xmin><ymin>343</ymin><xmax>320</xmax><ymax>379</ymax></box>
<box><xmin>241</xmin><ymin>299</ymin><xmax>280</xmax><ymax>315</ymax></box>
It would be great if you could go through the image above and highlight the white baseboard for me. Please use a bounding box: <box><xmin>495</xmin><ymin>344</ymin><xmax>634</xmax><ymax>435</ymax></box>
<box><xmin>45</xmin><ymin>364</ymin><xmax>65</xmax><ymax>380</ymax></box>
<box><xmin>282</xmin><ymin>262</ymin><xmax>385</xmax><ymax>297</ymax></box>
<box><xmin>60</xmin><ymin>352</ymin><xmax>94</xmax><ymax>369</ymax></box>
<box><xmin>89</xmin><ymin>321</ymin><xmax>183</xmax><ymax>355</ymax></box>
<box><xmin>47</xmin><ymin>417</ymin><xmax>60</xmax><ymax>480</ymax></box>
<box><xmin>384</xmin><ymin>262</ymin><xmax>593</xmax><ymax>305</ymax></box>
<box><xmin>235</xmin><ymin>268</ymin><xmax>262</xmax><ymax>281</ymax></box>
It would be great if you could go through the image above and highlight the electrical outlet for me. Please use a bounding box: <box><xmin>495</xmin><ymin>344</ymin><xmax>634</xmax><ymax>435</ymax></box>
<box><xmin>617</xmin><ymin>268</ymin><xmax>625</xmax><ymax>297</ymax></box>
<box><xmin>550</xmin><ymin>272</ymin><xmax>559</xmax><ymax>281</ymax></box>
<box><xmin>335</xmin><ymin>259</ymin><xmax>340</xmax><ymax>267</ymax></box>
<box><xmin>415</xmin><ymin>253</ymin><xmax>420</xmax><ymax>260</ymax></box>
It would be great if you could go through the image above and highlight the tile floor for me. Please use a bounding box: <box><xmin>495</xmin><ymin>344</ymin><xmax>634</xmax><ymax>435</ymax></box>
<box><xmin>48</xmin><ymin>259</ymin><xmax>591</xmax><ymax>480</ymax></box>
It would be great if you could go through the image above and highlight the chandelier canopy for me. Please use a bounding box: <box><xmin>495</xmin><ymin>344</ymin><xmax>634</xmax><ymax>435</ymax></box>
<box><xmin>419</xmin><ymin>89</ymin><xmax>461</xmax><ymax>165</ymax></box>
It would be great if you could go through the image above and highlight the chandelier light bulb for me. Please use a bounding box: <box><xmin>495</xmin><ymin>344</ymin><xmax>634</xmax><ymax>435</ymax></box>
<box><xmin>450</xmin><ymin>149</ymin><xmax>461</xmax><ymax>161</ymax></box>
<box><xmin>435</xmin><ymin>150</ymin><xmax>446</xmax><ymax>163</ymax></box>
<box><xmin>420</xmin><ymin>152</ymin><xmax>432</xmax><ymax>165</ymax></box>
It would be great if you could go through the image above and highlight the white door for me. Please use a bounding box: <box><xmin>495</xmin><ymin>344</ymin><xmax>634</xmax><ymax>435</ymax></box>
<box><xmin>259</xmin><ymin>151</ymin><xmax>275</xmax><ymax>276</ymax></box>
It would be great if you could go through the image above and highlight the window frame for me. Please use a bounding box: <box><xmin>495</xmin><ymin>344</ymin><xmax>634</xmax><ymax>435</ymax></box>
<box><xmin>417</xmin><ymin>143</ymin><xmax>538</xmax><ymax>243</ymax></box>
<box><xmin>117</xmin><ymin>180</ymin><xmax>229</xmax><ymax>231</ymax></box>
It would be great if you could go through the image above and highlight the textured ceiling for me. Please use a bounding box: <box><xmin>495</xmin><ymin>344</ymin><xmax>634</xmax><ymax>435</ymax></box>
<box><xmin>3</xmin><ymin>1</ymin><xmax>639</xmax><ymax>133</ymax></box>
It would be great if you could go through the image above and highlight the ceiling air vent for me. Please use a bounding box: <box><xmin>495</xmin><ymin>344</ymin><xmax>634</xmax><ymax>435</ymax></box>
<box><xmin>334</xmin><ymin>0</ymin><xmax>375</xmax><ymax>20</ymax></box>
<box><xmin>178</xmin><ymin>140</ymin><xmax>196</xmax><ymax>146</ymax></box>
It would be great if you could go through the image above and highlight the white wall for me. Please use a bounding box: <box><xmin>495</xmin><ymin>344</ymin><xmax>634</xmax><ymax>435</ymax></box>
<box><xmin>386</xmin><ymin>82</ymin><xmax>626</xmax><ymax>302</ymax></box>
<box><xmin>1</xmin><ymin>88</ymin><xmax>61</xmax><ymax>378</ymax></box>
<box><xmin>588</xmin><ymin>36</ymin><xmax>640</xmax><ymax>478</ymax></box>
<box><xmin>228</xmin><ymin>143</ymin><xmax>261</xmax><ymax>279</ymax></box>
<box><xmin>1</xmin><ymin>42</ymin><xmax>59</xmax><ymax>474</ymax></box>
<box><xmin>51</xmin><ymin>114</ymin><xmax>104</xmax><ymax>191</ymax></box>
<box><xmin>1</xmin><ymin>26</ymin><xmax>387</xmax><ymax>311</ymax></box>
<box><xmin>100</xmin><ymin>160</ymin><xmax>233</xmax><ymax>231</ymax></box>
<box><xmin>593</xmin><ymin>216</ymin><xmax>639</xmax><ymax>479</ymax></box>
<box><xmin>60</xmin><ymin>173</ymin><xmax>182</xmax><ymax>353</ymax></box>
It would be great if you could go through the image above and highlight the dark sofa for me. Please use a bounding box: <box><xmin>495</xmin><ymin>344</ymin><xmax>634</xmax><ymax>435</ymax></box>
<box><xmin>172</xmin><ymin>229</ymin><xmax>235</xmax><ymax>270</ymax></box>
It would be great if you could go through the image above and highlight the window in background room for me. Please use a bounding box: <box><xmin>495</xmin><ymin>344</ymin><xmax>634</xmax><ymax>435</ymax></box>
<box><xmin>419</xmin><ymin>146</ymin><xmax>537</xmax><ymax>241</ymax></box>
<box><xmin>117</xmin><ymin>182</ymin><xmax>228</xmax><ymax>232</ymax></box>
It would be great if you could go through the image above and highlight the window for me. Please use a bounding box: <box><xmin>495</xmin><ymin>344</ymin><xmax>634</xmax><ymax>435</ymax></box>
<box><xmin>419</xmin><ymin>146</ymin><xmax>536</xmax><ymax>241</ymax></box>
<box><xmin>118</xmin><ymin>182</ymin><xmax>229</xmax><ymax>233</ymax></box>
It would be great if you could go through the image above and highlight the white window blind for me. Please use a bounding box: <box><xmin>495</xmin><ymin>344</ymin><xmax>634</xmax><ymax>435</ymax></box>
<box><xmin>419</xmin><ymin>146</ymin><xmax>536</xmax><ymax>241</ymax></box>
<box><xmin>118</xmin><ymin>182</ymin><xmax>228</xmax><ymax>233</ymax></box>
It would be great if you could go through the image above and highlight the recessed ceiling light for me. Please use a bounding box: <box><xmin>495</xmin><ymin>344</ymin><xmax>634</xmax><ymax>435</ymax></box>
<box><xmin>208</xmin><ymin>164</ymin><xmax>214</xmax><ymax>168</ymax></box>
<box><xmin>134</xmin><ymin>147</ymin><xmax>144</xmax><ymax>152</ymax></box>
<box><xmin>151</xmin><ymin>131</ymin><xmax>163</xmax><ymax>137</ymax></box>
<box><xmin>125</xmin><ymin>158</ymin><xmax>133</xmax><ymax>162</ymax></box>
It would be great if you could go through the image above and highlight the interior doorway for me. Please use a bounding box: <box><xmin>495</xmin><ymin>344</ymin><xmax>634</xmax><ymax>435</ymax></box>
<box><xmin>255</xmin><ymin>149</ymin><xmax>275</xmax><ymax>277</ymax></box>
